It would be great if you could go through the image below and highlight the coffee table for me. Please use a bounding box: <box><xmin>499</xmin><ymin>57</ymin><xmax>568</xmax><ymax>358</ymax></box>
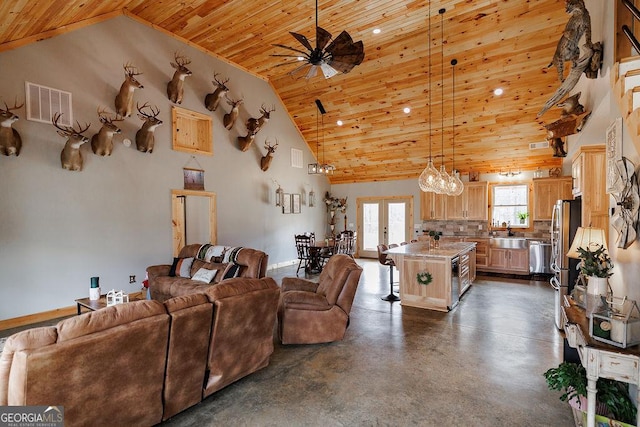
<box><xmin>75</xmin><ymin>292</ymin><xmax>145</xmax><ymax>315</ymax></box>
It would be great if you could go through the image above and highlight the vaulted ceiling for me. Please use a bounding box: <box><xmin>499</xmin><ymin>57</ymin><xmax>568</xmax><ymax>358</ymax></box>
<box><xmin>0</xmin><ymin>0</ymin><xmax>576</xmax><ymax>184</ymax></box>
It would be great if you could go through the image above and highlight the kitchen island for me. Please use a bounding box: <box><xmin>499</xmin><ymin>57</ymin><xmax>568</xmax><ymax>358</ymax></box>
<box><xmin>386</xmin><ymin>242</ymin><xmax>476</xmax><ymax>312</ymax></box>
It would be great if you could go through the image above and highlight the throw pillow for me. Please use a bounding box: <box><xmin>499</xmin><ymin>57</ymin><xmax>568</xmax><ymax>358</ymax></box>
<box><xmin>192</xmin><ymin>268</ymin><xmax>217</xmax><ymax>283</ymax></box>
<box><xmin>222</xmin><ymin>263</ymin><xmax>241</xmax><ymax>279</ymax></box>
<box><xmin>170</xmin><ymin>257</ymin><xmax>194</xmax><ymax>278</ymax></box>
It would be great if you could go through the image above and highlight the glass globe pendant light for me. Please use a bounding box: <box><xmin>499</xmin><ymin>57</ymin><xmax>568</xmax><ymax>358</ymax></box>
<box><xmin>448</xmin><ymin>58</ymin><xmax>464</xmax><ymax>196</ymax></box>
<box><xmin>418</xmin><ymin>2</ymin><xmax>440</xmax><ymax>193</ymax></box>
<box><xmin>433</xmin><ymin>8</ymin><xmax>450</xmax><ymax>195</ymax></box>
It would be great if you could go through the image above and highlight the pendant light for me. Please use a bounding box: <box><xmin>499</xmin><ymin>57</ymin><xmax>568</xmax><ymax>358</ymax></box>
<box><xmin>418</xmin><ymin>1</ymin><xmax>440</xmax><ymax>192</ymax></box>
<box><xmin>308</xmin><ymin>99</ymin><xmax>335</xmax><ymax>175</ymax></box>
<box><xmin>433</xmin><ymin>8</ymin><xmax>450</xmax><ymax>195</ymax></box>
<box><xmin>448</xmin><ymin>58</ymin><xmax>464</xmax><ymax>196</ymax></box>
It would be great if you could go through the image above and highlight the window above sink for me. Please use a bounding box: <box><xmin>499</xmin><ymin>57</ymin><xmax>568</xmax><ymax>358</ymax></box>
<box><xmin>489</xmin><ymin>183</ymin><xmax>531</xmax><ymax>229</ymax></box>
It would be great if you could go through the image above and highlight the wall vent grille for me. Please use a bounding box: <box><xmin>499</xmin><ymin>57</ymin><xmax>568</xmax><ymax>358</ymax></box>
<box><xmin>529</xmin><ymin>141</ymin><xmax>549</xmax><ymax>150</ymax></box>
<box><xmin>291</xmin><ymin>148</ymin><xmax>303</xmax><ymax>168</ymax></box>
<box><xmin>25</xmin><ymin>81</ymin><xmax>72</xmax><ymax>126</ymax></box>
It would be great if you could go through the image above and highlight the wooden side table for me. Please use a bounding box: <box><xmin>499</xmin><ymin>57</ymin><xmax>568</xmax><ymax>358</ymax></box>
<box><xmin>75</xmin><ymin>292</ymin><xmax>145</xmax><ymax>315</ymax></box>
<box><xmin>561</xmin><ymin>295</ymin><xmax>640</xmax><ymax>427</ymax></box>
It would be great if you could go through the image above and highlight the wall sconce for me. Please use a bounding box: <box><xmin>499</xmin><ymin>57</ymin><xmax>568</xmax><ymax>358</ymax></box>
<box><xmin>309</xmin><ymin>189</ymin><xmax>316</xmax><ymax>207</ymax></box>
<box><xmin>273</xmin><ymin>180</ymin><xmax>285</xmax><ymax>207</ymax></box>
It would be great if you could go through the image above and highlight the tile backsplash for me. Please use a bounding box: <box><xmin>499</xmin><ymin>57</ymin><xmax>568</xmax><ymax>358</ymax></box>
<box><xmin>419</xmin><ymin>220</ymin><xmax>551</xmax><ymax>241</ymax></box>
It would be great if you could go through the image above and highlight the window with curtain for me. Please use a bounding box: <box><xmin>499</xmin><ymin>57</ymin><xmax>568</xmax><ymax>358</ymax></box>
<box><xmin>491</xmin><ymin>184</ymin><xmax>529</xmax><ymax>228</ymax></box>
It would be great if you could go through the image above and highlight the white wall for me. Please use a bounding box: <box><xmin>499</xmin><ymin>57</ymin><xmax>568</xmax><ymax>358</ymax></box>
<box><xmin>0</xmin><ymin>16</ymin><xmax>330</xmax><ymax>320</ymax></box>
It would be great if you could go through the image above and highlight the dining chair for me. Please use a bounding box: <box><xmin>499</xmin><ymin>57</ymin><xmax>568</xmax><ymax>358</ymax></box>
<box><xmin>294</xmin><ymin>234</ymin><xmax>312</xmax><ymax>276</ymax></box>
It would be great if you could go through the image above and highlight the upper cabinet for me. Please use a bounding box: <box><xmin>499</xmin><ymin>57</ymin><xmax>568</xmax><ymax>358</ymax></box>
<box><xmin>446</xmin><ymin>182</ymin><xmax>488</xmax><ymax>221</ymax></box>
<box><xmin>572</xmin><ymin>145</ymin><xmax>608</xmax><ymax>240</ymax></box>
<box><xmin>533</xmin><ymin>177</ymin><xmax>573</xmax><ymax>220</ymax></box>
<box><xmin>420</xmin><ymin>192</ymin><xmax>446</xmax><ymax>220</ymax></box>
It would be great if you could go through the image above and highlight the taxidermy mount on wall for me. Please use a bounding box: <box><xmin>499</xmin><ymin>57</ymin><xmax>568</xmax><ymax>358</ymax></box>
<box><xmin>91</xmin><ymin>107</ymin><xmax>123</xmax><ymax>156</ymax></box>
<box><xmin>0</xmin><ymin>99</ymin><xmax>23</xmax><ymax>156</ymax></box>
<box><xmin>53</xmin><ymin>112</ymin><xmax>91</xmax><ymax>171</ymax></box>
<box><xmin>204</xmin><ymin>73</ymin><xmax>230</xmax><ymax>111</ymax></box>
<box><xmin>114</xmin><ymin>63</ymin><xmax>144</xmax><ymax>118</ymax></box>
<box><xmin>167</xmin><ymin>53</ymin><xmax>192</xmax><ymax>104</ymax></box>
<box><xmin>135</xmin><ymin>102</ymin><xmax>163</xmax><ymax>153</ymax></box>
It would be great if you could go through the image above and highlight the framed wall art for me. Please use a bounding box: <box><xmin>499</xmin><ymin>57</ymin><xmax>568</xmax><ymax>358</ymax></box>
<box><xmin>292</xmin><ymin>194</ymin><xmax>301</xmax><ymax>214</ymax></box>
<box><xmin>183</xmin><ymin>167</ymin><xmax>205</xmax><ymax>191</ymax></box>
<box><xmin>606</xmin><ymin>117</ymin><xmax>623</xmax><ymax>194</ymax></box>
<box><xmin>283</xmin><ymin>193</ymin><xmax>292</xmax><ymax>214</ymax></box>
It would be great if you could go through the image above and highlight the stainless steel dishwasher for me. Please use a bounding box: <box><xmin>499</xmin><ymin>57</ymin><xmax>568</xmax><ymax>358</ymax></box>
<box><xmin>529</xmin><ymin>240</ymin><xmax>552</xmax><ymax>274</ymax></box>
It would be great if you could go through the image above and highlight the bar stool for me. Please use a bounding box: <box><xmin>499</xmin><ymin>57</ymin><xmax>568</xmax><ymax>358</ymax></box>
<box><xmin>377</xmin><ymin>244</ymin><xmax>399</xmax><ymax>302</ymax></box>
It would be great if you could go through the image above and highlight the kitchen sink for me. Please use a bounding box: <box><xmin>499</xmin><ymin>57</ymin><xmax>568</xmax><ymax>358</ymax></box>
<box><xmin>489</xmin><ymin>237</ymin><xmax>528</xmax><ymax>249</ymax></box>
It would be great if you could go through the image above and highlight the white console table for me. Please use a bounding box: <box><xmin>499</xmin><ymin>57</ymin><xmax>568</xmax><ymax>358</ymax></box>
<box><xmin>561</xmin><ymin>296</ymin><xmax>640</xmax><ymax>427</ymax></box>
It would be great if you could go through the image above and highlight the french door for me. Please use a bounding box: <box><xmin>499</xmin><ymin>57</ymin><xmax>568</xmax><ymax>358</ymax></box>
<box><xmin>357</xmin><ymin>196</ymin><xmax>413</xmax><ymax>258</ymax></box>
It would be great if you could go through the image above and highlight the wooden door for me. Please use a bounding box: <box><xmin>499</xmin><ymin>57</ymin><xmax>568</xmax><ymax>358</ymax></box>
<box><xmin>489</xmin><ymin>248</ymin><xmax>508</xmax><ymax>269</ymax></box>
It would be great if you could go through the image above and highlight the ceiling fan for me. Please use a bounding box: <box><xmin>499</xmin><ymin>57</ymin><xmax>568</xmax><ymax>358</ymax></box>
<box><xmin>271</xmin><ymin>0</ymin><xmax>364</xmax><ymax>79</ymax></box>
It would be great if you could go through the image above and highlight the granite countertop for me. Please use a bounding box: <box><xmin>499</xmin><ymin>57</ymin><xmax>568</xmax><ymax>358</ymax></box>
<box><xmin>385</xmin><ymin>241</ymin><xmax>476</xmax><ymax>259</ymax></box>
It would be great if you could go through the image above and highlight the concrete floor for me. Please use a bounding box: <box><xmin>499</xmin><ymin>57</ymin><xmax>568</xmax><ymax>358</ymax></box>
<box><xmin>0</xmin><ymin>259</ymin><xmax>574</xmax><ymax>426</ymax></box>
<box><xmin>165</xmin><ymin>259</ymin><xmax>573</xmax><ymax>427</ymax></box>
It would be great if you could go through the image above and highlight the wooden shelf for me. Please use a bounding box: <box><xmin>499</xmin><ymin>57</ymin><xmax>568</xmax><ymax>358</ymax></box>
<box><xmin>172</xmin><ymin>106</ymin><xmax>213</xmax><ymax>156</ymax></box>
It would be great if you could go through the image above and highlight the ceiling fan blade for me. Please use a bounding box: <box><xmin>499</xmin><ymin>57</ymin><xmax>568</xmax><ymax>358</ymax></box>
<box><xmin>288</xmin><ymin>63</ymin><xmax>311</xmax><ymax>77</ymax></box>
<box><xmin>320</xmin><ymin>63</ymin><xmax>339</xmax><ymax>79</ymax></box>
<box><xmin>273</xmin><ymin>59</ymin><xmax>305</xmax><ymax>68</ymax></box>
<box><xmin>273</xmin><ymin>43</ymin><xmax>309</xmax><ymax>56</ymax></box>
<box><xmin>316</xmin><ymin>26</ymin><xmax>332</xmax><ymax>51</ymax></box>
<box><xmin>290</xmin><ymin>32</ymin><xmax>313</xmax><ymax>51</ymax></box>
<box><xmin>306</xmin><ymin>65</ymin><xmax>318</xmax><ymax>79</ymax></box>
<box><xmin>325</xmin><ymin>32</ymin><xmax>364</xmax><ymax>73</ymax></box>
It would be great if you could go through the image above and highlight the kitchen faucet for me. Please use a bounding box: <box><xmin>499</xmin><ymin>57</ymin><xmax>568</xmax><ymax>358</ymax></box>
<box><xmin>507</xmin><ymin>225</ymin><xmax>514</xmax><ymax>237</ymax></box>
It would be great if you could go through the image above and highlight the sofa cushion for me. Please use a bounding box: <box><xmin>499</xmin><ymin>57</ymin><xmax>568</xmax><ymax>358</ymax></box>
<box><xmin>170</xmin><ymin>257</ymin><xmax>194</xmax><ymax>278</ymax></box>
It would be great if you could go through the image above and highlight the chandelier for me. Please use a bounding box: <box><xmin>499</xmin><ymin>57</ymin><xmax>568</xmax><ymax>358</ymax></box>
<box><xmin>308</xmin><ymin>99</ymin><xmax>335</xmax><ymax>175</ymax></box>
<box><xmin>418</xmin><ymin>7</ymin><xmax>463</xmax><ymax>196</ymax></box>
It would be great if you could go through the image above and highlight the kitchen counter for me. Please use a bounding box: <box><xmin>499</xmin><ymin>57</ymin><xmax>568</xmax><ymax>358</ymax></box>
<box><xmin>385</xmin><ymin>242</ymin><xmax>476</xmax><ymax>312</ymax></box>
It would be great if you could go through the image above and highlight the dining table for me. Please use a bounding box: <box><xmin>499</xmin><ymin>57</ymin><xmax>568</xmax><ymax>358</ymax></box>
<box><xmin>306</xmin><ymin>240</ymin><xmax>335</xmax><ymax>274</ymax></box>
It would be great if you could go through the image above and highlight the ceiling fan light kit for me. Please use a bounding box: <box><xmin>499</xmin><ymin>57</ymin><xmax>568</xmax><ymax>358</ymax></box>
<box><xmin>308</xmin><ymin>99</ymin><xmax>335</xmax><ymax>175</ymax></box>
<box><xmin>272</xmin><ymin>0</ymin><xmax>364</xmax><ymax>80</ymax></box>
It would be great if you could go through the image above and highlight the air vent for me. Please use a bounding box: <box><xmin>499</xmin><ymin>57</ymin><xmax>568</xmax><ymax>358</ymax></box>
<box><xmin>291</xmin><ymin>148</ymin><xmax>303</xmax><ymax>168</ymax></box>
<box><xmin>25</xmin><ymin>81</ymin><xmax>72</xmax><ymax>126</ymax></box>
<box><xmin>529</xmin><ymin>141</ymin><xmax>549</xmax><ymax>150</ymax></box>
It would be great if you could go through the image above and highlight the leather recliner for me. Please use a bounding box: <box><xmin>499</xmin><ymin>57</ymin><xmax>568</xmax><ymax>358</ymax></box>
<box><xmin>278</xmin><ymin>254</ymin><xmax>363</xmax><ymax>344</ymax></box>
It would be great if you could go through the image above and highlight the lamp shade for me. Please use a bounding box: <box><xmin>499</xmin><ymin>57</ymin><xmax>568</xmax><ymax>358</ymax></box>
<box><xmin>567</xmin><ymin>227</ymin><xmax>608</xmax><ymax>259</ymax></box>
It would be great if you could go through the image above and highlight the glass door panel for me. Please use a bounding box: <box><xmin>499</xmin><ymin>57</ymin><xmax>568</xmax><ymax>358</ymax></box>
<box><xmin>357</xmin><ymin>196</ymin><xmax>413</xmax><ymax>258</ymax></box>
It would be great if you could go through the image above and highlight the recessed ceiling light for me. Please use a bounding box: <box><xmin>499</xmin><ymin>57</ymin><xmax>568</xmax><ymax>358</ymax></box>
<box><xmin>373</xmin><ymin>28</ymin><xmax>381</xmax><ymax>34</ymax></box>
<box><xmin>337</xmin><ymin>120</ymin><xmax>343</xmax><ymax>126</ymax></box>
<box><xmin>494</xmin><ymin>88</ymin><xmax>504</xmax><ymax>96</ymax></box>
<box><xmin>403</xmin><ymin>107</ymin><xmax>411</xmax><ymax>114</ymax></box>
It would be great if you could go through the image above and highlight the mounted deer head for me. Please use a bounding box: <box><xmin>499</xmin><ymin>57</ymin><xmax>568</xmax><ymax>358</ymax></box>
<box><xmin>260</xmin><ymin>138</ymin><xmax>279</xmax><ymax>171</ymax></box>
<box><xmin>204</xmin><ymin>73</ymin><xmax>230</xmax><ymax>111</ymax></box>
<box><xmin>135</xmin><ymin>102</ymin><xmax>163</xmax><ymax>153</ymax></box>
<box><xmin>223</xmin><ymin>95</ymin><xmax>243</xmax><ymax>130</ymax></box>
<box><xmin>245</xmin><ymin>104</ymin><xmax>275</xmax><ymax>135</ymax></box>
<box><xmin>167</xmin><ymin>52</ymin><xmax>192</xmax><ymax>104</ymax></box>
<box><xmin>0</xmin><ymin>98</ymin><xmax>24</xmax><ymax>156</ymax></box>
<box><xmin>53</xmin><ymin>112</ymin><xmax>91</xmax><ymax>171</ymax></box>
<box><xmin>90</xmin><ymin>107</ymin><xmax>123</xmax><ymax>156</ymax></box>
<box><xmin>237</xmin><ymin>133</ymin><xmax>256</xmax><ymax>152</ymax></box>
<box><xmin>114</xmin><ymin>63</ymin><xmax>143</xmax><ymax>118</ymax></box>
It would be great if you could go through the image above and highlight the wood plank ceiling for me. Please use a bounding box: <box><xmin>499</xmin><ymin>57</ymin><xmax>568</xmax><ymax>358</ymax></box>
<box><xmin>0</xmin><ymin>0</ymin><xmax>573</xmax><ymax>184</ymax></box>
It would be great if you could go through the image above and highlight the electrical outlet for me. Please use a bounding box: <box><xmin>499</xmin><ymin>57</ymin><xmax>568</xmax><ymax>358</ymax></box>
<box><xmin>478</xmin><ymin>224</ymin><xmax>483</xmax><ymax>230</ymax></box>
<box><xmin>129</xmin><ymin>275</ymin><xmax>136</xmax><ymax>284</ymax></box>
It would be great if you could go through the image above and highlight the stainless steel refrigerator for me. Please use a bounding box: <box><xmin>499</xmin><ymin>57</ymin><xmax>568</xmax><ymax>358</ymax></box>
<box><xmin>550</xmin><ymin>198</ymin><xmax>582</xmax><ymax>329</ymax></box>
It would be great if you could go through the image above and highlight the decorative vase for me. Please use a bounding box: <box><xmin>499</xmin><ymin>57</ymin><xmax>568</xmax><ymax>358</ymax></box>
<box><xmin>434</xmin><ymin>239</ymin><xmax>439</xmax><ymax>249</ymax></box>
<box><xmin>587</xmin><ymin>276</ymin><xmax>608</xmax><ymax>295</ymax></box>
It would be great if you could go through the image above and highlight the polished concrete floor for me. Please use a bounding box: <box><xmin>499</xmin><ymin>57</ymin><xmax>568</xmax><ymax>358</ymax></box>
<box><xmin>1</xmin><ymin>259</ymin><xmax>574</xmax><ymax>426</ymax></box>
<box><xmin>166</xmin><ymin>259</ymin><xmax>573</xmax><ymax>426</ymax></box>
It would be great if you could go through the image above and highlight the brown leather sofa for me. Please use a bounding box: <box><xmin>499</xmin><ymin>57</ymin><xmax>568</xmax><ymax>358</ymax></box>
<box><xmin>278</xmin><ymin>254</ymin><xmax>363</xmax><ymax>344</ymax></box>
<box><xmin>0</xmin><ymin>277</ymin><xmax>280</xmax><ymax>425</ymax></box>
<box><xmin>148</xmin><ymin>243</ymin><xmax>269</xmax><ymax>302</ymax></box>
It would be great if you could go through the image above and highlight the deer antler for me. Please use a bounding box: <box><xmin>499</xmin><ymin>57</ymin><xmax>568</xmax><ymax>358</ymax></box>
<box><xmin>174</xmin><ymin>52</ymin><xmax>191</xmax><ymax>67</ymax></box>
<box><xmin>3</xmin><ymin>97</ymin><xmax>24</xmax><ymax>112</ymax></box>
<box><xmin>52</xmin><ymin>113</ymin><xmax>90</xmax><ymax>135</ymax></box>
<box><xmin>213</xmin><ymin>72</ymin><xmax>229</xmax><ymax>86</ymax></box>
<box><xmin>264</xmin><ymin>138</ymin><xmax>279</xmax><ymax>152</ymax></box>
<box><xmin>137</xmin><ymin>102</ymin><xmax>160</xmax><ymax>118</ymax></box>
<box><xmin>97</xmin><ymin>106</ymin><xmax>124</xmax><ymax>123</ymax></box>
<box><xmin>261</xmin><ymin>104</ymin><xmax>276</xmax><ymax>114</ymax></box>
<box><xmin>226</xmin><ymin>95</ymin><xmax>243</xmax><ymax>106</ymax></box>
<box><xmin>123</xmin><ymin>63</ymin><xmax>142</xmax><ymax>76</ymax></box>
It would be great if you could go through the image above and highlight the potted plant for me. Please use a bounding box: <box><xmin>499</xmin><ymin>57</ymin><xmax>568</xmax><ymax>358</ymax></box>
<box><xmin>577</xmin><ymin>245</ymin><xmax>613</xmax><ymax>295</ymax></box>
<box><xmin>428</xmin><ymin>230</ymin><xmax>442</xmax><ymax>248</ymax></box>
<box><xmin>544</xmin><ymin>361</ymin><xmax>636</xmax><ymax>425</ymax></box>
<box><xmin>516</xmin><ymin>211</ymin><xmax>529</xmax><ymax>224</ymax></box>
